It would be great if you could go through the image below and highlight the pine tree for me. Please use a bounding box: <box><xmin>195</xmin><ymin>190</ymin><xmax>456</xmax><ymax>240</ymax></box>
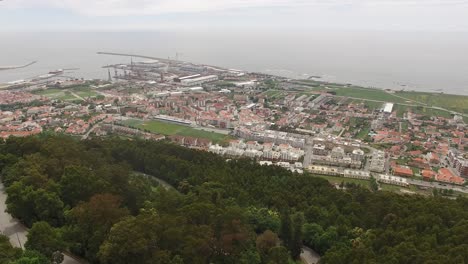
<box><xmin>279</xmin><ymin>211</ymin><xmax>292</xmax><ymax>250</ymax></box>
<box><xmin>290</xmin><ymin>213</ymin><xmax>304</xmax><ymax>259</ymax></box>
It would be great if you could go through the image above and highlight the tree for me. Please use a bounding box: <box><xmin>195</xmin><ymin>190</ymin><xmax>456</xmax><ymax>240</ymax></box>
<box><xmin>10</xmin><ymin>250</ymin><xmax>49</xmax><ymax>264</ymax></box>
<box><xmin>59</xmin><ymin>165</ymin><xmax>104</xmax><ymax>206</ymax></box>
<box><xmin>66</xmin><ymin>194</ymin><xmax>129</xmax><ymax>262</ymax></box>
<box><xmin>302</xmin><ymin>223</ymin><xmax>324</xmax><ymax>249</ymax></box>
<box><xmin>32</xmin><ymin>189</ymin><xmax>64</xmax><ymax>226</ymax></box>
<box><xmin>98</xmin><ymin>209</ymin><xmax>160</xmax><ymax>264</ymax></box>
<box><xmin>25</xmin><ymin>221</ymin><xmax>64</xmax><ymax>258</ymax></box>
<box><xmin>0</xmin><ymin>234</ymin><xmax>22</xmax><ymax>263</ymax></box>
<box><xmin>279</xmin><ymin>212</ymin><xmax>292</xmax><ymax>249</ymax></box>
<box><xmin>370</xmin><ymin>176</ymin><xmax>379</xmax><ymax>192</ymax></box>
<box><xmin>290</xmin><ymin>213</ymin><xmax>304</xmax><ymax>259</ymax></box>
<box><xmin>267</xmin><ymin>246</ymin><xmax>290</xmax><ymax>264</ymax></box>
<box><xmin>256</xmin><ymin>230</ymin><xmax>280</xmax><ymax>259</ymax></box>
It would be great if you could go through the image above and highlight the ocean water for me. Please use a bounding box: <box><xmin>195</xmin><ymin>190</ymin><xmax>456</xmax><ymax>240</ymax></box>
<box><xmin>1</xmin><ymin>31</ymin><xmax>468</xmax><ymax>95</ymax></box>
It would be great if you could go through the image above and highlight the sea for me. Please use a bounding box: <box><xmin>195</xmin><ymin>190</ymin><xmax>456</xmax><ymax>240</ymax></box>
<box><xmin>1</xmin><ymin>31</ymin><xmax>468</xmax><ymax>95</ymax></box>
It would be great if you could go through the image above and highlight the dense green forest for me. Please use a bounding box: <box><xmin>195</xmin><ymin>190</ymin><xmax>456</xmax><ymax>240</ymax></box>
<box><xmin>1</xmin><ymin>135</ymin><xmax>468</xmax><ymax>264</ymax></box>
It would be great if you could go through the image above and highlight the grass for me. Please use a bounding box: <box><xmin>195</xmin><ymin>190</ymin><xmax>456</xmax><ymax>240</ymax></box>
<box><xmin>264</xmin><ymin>90</ymin><xmax>284</xmax><ymax>99</ymax></box>
<box><xmin>401</xmin><ymin>121</ymin><xmax>409</xmax><ymax>133</ymax></box>
<box><xmin>308</xmin><ymin>174</ymin><xmax>370</xmax><ymax>188</ymax></box>
<box><xmin>311</xmin><ymin>85</ymin><xmax>467</xmax><ymax>119</ymax></box>
<box><xmin>356</xmin><ymin>126</ymin><xmax>371</xmax><ymax>139</ymax></box>
<box><xmin>331</xmin><ymin>86</ymin><xmax>408</xmax><ymax>103</ymax></box>
<box><xmin>72</xmin><ymin>87</ymin><xmax>100</xmax><ymax>98</ymax></box>
<box><xmin>122</xmin><ymin>119</ymin><xmax>233</xmax><ymax>144</ymax></box>
<box><xmin>33</xmin><ymin>85</ymin><xmax>99</xmax><ymax>101</ymax></box>
<box><xmin>363</xmin><ymin>101</ymin><xmax>384</xmax><ymax>111</ymax></box>
<box><xmin>396</xmin><ymin>91</ymin><xmax>468</xmax><ymax>114</ymax></box>
<box><xmin>33</xmin><ymin>88</ymin><xmax>79</xmax><ymax>101</ymax></box>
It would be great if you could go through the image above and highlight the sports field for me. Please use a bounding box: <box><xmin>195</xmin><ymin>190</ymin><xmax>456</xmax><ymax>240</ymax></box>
<box><xmin>33</xmin><ymin>89</ymin><xmax>78</xmax><ymax>101</ymax></box>
<box><xmin>33</xmin><ymin>86</ymin><xmax>99</xmax><ymax>101</ymax></box>
<box><xmin>73</xmin><ymin>87</ymin><xmax>100</xmax><ymax>98</ymax></box>
<box><xmin>122</xmin><ymin>119</ymin><xmax>233</xmax><ymax>144</ymax></box>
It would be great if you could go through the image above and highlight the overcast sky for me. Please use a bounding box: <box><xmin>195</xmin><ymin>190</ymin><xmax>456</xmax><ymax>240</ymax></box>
<box><xmin>1</xmin><ymin>0</ymin><xmax>468</xmax><ymax>32</ymax></box>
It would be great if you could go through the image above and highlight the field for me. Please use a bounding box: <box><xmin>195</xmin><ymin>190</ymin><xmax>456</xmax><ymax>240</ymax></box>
<box><xmin>332</xmin><ymin>86</ymin><xmax>410</xmax><ymax>103</ymax></box>
<box><xmin>122</xmin><ymin>119</ymin><xmax>233</xmax><ymax>144</ymax></box>
<box><xmin>33</xmin><ymin>89</ymin><xmax>78</xmax><ymax>101</ymax></box>
<box><xmin>263</xmin><ymin>89</ymin><xmax>285</xmax><ymax>99</ymax></box>
<box><xmin>300</xmin><ymin>84</ymin><xmax>466</xmax><ymax>120</ymax></box>
<box><xmin>33</xmin><ymin>86</ymin><xmax>100</xmax><ymax>101</ymax></box>
<box><xmin>309</xmin><ymin>174</ymin><xmax>371</xmax><ymax>188</ymax></box>
<box><xmin>395</xmin><ymin>91</ymin><xmax>468</xmax><ymax>114</ymax></box>
<box><xmin>73</xmin><ymin>87</ymin><xmax>100</xmax><ymax>98</ymax></box>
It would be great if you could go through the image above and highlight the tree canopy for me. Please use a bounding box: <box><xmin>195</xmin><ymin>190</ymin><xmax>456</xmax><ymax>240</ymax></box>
<box><xmin>1</xmin><ymin>135</ymin><xmax>468</xmax><ymax>263</ymax></box>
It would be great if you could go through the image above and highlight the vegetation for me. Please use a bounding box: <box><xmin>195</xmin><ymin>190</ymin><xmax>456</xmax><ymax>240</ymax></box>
<box><xmin>33</xmin><ymin>89</ymin><xmax>78</xmax><ymax>101</ymax></box>
<box><xmin>121</xmin><ymin>119</ymin><xmax>233</xmax><ymax>144</ymax></box>
<box><xmin>1</xmin><ymin>135</ymin><xmax>468</xmax><ymax>263</ymax></box>
<box><xmin>395</xmin><ymin>91</ymin><xmax>468</xmax><ymax>114</ymax></box>
<box><xmin>32</xmin><ymin>86</ymin><xmax>100</xmax><ymax>101</ymax></box>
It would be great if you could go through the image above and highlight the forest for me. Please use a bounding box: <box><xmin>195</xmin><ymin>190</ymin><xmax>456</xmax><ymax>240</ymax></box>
<box><xmin>1</xmin><ymin>135</ymin><xmax>468</xmax><ymax>264</ymax></box>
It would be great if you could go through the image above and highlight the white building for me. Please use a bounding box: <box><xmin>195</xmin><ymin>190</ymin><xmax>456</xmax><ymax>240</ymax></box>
<box><xmin>181</xmin><ymin>75</ymin><xmax>219</xmax><ymax>86</ymax></box>
<box><xmin>378</xmin><ymin>174</ymin><xmax>409</xmax><ymax>186</ymax></box>
<box><xmin>383</xmin><ymin>103</ymin><xmax>394</xmax><ymax>114</ymax></box>
<box><xmin>370</xmin><ymin>151</ymin><xmax>386</xmax><ymax>173</ymax></box>
<box><xmin>344</xmin><ymin>169</ymin><xmax>370</xmax><ymax>180</ymax></box>
<box><xmin>350</xmin><ymin>149</ymin><xmax>365</xmax><ymax>161</ymax></box>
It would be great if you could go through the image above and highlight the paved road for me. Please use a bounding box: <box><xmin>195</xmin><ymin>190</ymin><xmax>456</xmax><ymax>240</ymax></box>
<box><xmin>0</xmin><ymin>182</ymin><xmax>27</xmax><ymax>249</ymax></box>
<box><xmin>1</xmin><ymin>182</ymin><xmax>85</xmax><ymax>264</ymax></box>
<box><xmin>407</xmin><ymin>179</ymin><xmax>468</xmax><ymax>194</ymax></box>
<box><xmin>301</xmin><ymin>246</ymin><xmax>321</xmax><ymax>264</ymax></box>
<box><xmin>82</xmin><ymin>120</ymin><xmax>104</xmax><ymax>140</ymax></box>
<box><xmin>69</xmin><ymin>91</ymin><xmax>85</xmax><ymax>101</ymax></box>
<box><xmin>134</xmin><ymin>172</ymin><xmax>175</xmax><ymax>191</ymax></box>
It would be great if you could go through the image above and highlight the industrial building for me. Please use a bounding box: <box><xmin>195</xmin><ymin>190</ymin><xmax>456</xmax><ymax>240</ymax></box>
<box><xmin>180</xmin><ymin>75</ymin><xmax>219</xmax><ymax>86</ymax></box>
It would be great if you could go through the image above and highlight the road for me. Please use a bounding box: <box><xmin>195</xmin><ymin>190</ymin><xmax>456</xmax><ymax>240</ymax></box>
<box><xmin>407</xmin><ymin>179</ymin><xmax>468</xmax><ymax>194</ymax></box>
<box><xmin>134</xmin><ymin>172</ymin><xmax>175</xmax><ymax>191</ymax></box>
<box><xmin>0</xmin><ymin>182</ymin><xmax>27</xmax><ymax>249</ymax></box>
<box><xmin>0</xmin><ymin>182</ymin><xmax>85</xmax><ymax>264</ymax></box>
<box><xmin>69</xmin><ymin>91</ymin><xmax>85</xmax><ymax>101</ymax></box>
<box><xmin>82</xmin><ymin>121</ymin><xmax>104</xmax><ymax>140</ymax></box>
<box><xmin>301</xmin><ymin>246</ymin><xmax>321</xmax><ymax>264</ymax></box>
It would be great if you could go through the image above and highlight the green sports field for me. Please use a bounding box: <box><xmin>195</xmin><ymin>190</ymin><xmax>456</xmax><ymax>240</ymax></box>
<box><xmin>33</xmin><ymin>89</ymin><xmax>78</xmax><ymax>101</ymax></box>
<box><xmin>122</xmin><ymin>119</ymin><xmax>233</xmax><ymax>144</ymax></box>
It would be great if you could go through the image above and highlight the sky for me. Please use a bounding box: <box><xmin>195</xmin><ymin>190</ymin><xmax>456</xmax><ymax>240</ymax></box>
<box><xmin>1</xmin><ymin>0</ymin><xmax>468</xmax><ymax>32</ymax></box>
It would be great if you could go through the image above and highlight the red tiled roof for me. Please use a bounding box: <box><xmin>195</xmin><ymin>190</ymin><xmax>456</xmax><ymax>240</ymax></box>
<box><xmin>393</xmin><ymin>166</ymin><xmax>413</xmax><ymax>177</ymax></box>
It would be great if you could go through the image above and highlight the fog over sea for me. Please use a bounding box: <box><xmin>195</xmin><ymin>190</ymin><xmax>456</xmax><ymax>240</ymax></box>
<box><xmin>1</xmin><ymin>31</ymin><xmax>468</xmax><ymax>95</ymax></box>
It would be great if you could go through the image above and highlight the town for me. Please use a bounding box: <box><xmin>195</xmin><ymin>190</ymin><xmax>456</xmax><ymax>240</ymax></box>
<box><xmin>1</xmin><ymin>53</ymin><xmax>468</xmax><ymax>196</ymax></box>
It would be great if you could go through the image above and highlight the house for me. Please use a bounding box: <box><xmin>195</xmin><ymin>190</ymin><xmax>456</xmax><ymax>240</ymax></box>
<box><xmin>426</xmin><ymin>152</ymin><xmax>440</xmax><ymax>165</ymax></box>
<box><xmin>435</xmin><ymin>168</ymin><xmax>465</xmax><ymax>185</ymax></box>
<box><xmin>421</xmin><ymin>169</ymin><xmax>435</xmax><ymax>181</ymax></box>
<box><xmin>393</xmin><ymin>166</ymin><xmax>413</xmax><ymax>177</ymax></box>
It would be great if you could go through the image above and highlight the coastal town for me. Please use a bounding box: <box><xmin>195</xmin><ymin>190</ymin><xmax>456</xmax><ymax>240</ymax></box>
<box><xmin>1</xmin><ymin>54</ymin><xmax>468</xmax><ymax>196</ymax></box>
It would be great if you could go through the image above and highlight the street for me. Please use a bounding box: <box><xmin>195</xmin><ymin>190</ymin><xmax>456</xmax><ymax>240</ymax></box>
<box><xmin>301</xmin><ymin>246</ymin><xmax>321</xmax><ymax>264</ymax></box>
<box><xmin>0</xmin><ymin>182</ymin><xmax>85</xmax><ymax>264</ymax></box>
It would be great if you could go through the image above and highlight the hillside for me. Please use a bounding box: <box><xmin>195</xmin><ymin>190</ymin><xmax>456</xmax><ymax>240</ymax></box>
<box><xmin>1</xmin><ymin>135</ymin><xmax>468</xmax><ymax>264</ymax></box>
